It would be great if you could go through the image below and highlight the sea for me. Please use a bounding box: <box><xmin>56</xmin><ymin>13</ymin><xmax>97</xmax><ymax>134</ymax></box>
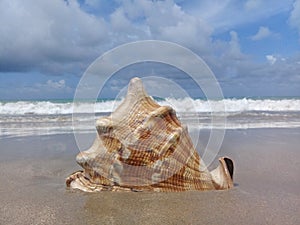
<box><xmin>1</xmin><ymin>97</ymin><xmax>300</xmax><ymax>138</ymax></box>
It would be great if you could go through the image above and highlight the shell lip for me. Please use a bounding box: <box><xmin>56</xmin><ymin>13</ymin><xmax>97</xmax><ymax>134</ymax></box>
<box><xmin>219</xmin><ymin>156</ymin><xmax>234</xmax><ymax>188</ymax></box>
<box><xmin>223</xmin><ymin>157</ymin><xmax>234</xmax><ymax>180</ymax></box>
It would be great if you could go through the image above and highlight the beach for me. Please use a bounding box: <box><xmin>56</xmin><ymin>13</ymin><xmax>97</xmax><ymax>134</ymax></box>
<box><xmin>0</xmin><ymin>128</ymin><xmax>299</xmax><ymax>225</ymax></box>
<box><xmin>1</xmin><ymin>1</ymin><xmax>300</xmax><ymax>224</ymax></box>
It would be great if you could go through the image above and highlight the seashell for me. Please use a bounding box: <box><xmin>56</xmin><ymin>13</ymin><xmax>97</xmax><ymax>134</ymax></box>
<box><xmin>66</xmin><ymin>77</ymin><xmax>234</xmax><ymax>192</ymax></box>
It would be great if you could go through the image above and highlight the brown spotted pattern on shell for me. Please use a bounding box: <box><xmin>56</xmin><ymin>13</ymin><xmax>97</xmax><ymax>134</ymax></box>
<box><xmin>66</xmin><ymin>77</ymin><xmax>234</xmax><ymax>192</ymax></box>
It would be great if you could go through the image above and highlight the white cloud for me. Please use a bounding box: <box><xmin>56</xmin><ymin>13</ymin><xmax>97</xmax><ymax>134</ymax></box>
<box><xmin>266</xmin><ymin>55</ymin><xmax>277</xmax><ymax>65</ymax></box>
<box><xmin>150</xmin><ymin>5</ymin><xmax>213</xmax><ymax>51</ymax></box>
<box><xmin>33</xmin><ymin>79</ymin><xmax>73</xmax><ymax>93</ymax></box>
<box><xmin>0</xmin><ymin>78</ymin><xmax>74</xmax><ymax>99</ymax></box>
<box><xmin>250</xmin><ymin>26</ymin><xmax>277</xmax><ymax>41</ymax></box>
<box><xmin>0</xmin><ymin>0</ymin><xmax>109</xmax><ymax>73</ymax></box>
<box><xmin>0</xmin><ymin>0</ymin><xmax>298</xmax><ymax>99</ymax></box>
<box><xmin>245</xmin><ymin>0</ymin><xmax>262</xmax><ymax>10</ymax></box>
<box><xmin>111</xmin><ymin>0</ymin><xmax>213</xmax><ymax>50</ymax></box>
<box><xmin>265</xmin><ymin>54</ymin><xmax>287</xmax><ymax>65</ymax></box>
<box><xmin>229</xmin><ymin>31</ymin><xmax>240</xmax><ymax>55</ymax></box>
<box><xmin>110</xmin><ymin>8</ymin><xmax>131</xmax><ymax>31</ymax></box>
<box><xmin>0</xmin><ymin>0</ymin><xmax>293</xmax><ymax>73</ymax></box>
<box><xmin>224</xmin><ymin>31</ymin><xmax>245</xmax><ymax>60</ymax></box>
<box><xmin>181</xmin><ymin>0</ymin><xmax>293</xmax><ymax>32</ymax></box>
<box><xmin>46</xmin><ymin>80</ymin><xmax>66</xmax><ymax>89</ymax></box>
<box><xmin>289</xmin><ymin>0</ymin><xmax>300</xmax><ymax>37</ymax></box>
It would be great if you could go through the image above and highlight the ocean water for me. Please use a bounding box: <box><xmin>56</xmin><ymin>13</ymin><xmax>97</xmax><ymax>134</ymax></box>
<box><xmin>1</xmin><ymin>97</ymin><xmax>300</xmax><ymax>138</ymax></box>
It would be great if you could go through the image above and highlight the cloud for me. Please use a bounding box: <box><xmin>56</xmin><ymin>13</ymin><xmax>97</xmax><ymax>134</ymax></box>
<box><xmin>0</xmin><ymin>0</ymin><xmax>215</xmax><ymax>75</ymax></box>
<box><xmin>34</xmin><ymin>79</ymin><xmax>72</xmax><ymax>94</ymax></box>
<box><xmin>289</xmin><ymin>0</ymin><xmax>300</xmax><ymax>37</ymax></box>
<box><xmin>109</xmin><ymin>0</ymin><xmax>213</xmax><ymax>51</ymax></box>
<box><xmin>259</xmin><ymin>54</ymin><xmax>300</xmax><ymax>84</ymax></box>
<box><xmin>0</xmin><ymin>0</ymin><xmax>299</xmax><ymax>98</ymax></box>
<box><xmin>180</xmin><ymin>0</ymin><xmax>293</xmax><ymax>33</ymax></box>
<box><xmin>250</xmin><ymin>26</ymin><xmax>277</xmax><ymax>41</ymax></box>
<box><xmin>0</xmin><ymin>0</ymin><xmax>108</xmax><ymax>73</ymax></box>
<box><xmin>0</xmin><ymin>76</ymin><xmax>74</xmax><ymax>100</ymax></box>
<box><xmin>228</xmin><ymin>31</ymin><xmax>243</xmax><ymax>59</ymax></box>
<box><xmin>245</xmin><ymin>0</ymin><xmax>262</xmax><ymax>10</ymax></box>
<box><xmin>215</xmin><ymin>53</ymin><xmax>300</xmax><ymax>97</ymax></box>
<box><xmin>265</xmin><ymin>54</ymin><xmax>287</xmax><ymax>65</ymax></box>
<box><xmin>0</xmin><ymin>0</ymin><xmax>294</xmax><ymax>76</ymax></box>
<box><xmin>46</xmin><ymin>80</ymin><xmax>66</xmax><ymax>89</ymax></box>
<box><xmin>266</xmin><ymin>55</ymin><xmax>277</xmax><ymax>65</ymax></box>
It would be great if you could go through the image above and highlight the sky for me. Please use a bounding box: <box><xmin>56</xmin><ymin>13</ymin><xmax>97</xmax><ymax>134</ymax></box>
<box><xmin>0</xmin><ymin>0</ymin><xmax>300</xmax><ymax>100</ymax></box>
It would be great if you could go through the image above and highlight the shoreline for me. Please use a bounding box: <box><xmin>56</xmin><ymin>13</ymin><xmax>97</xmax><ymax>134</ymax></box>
<box><xmin>0</xmin><ymin>128</ymin><xmax>299</xmax><ymax>224</ymax></box>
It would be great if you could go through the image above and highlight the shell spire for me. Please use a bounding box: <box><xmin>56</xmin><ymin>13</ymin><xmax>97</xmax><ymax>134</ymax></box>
<box><xmin>66</xmin><ymin>77</ymin><xmax>234</xmax><ymax>192</ymax></box>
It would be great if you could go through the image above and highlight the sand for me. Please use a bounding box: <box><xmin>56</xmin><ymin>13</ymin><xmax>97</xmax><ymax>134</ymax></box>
<box><xmin>0</xmin><ymin>129</ymin><xmax>299</xmax><ymax>225</ymax></box>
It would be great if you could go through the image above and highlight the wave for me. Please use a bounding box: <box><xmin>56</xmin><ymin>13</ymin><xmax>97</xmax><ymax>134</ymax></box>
<box><xmin>0</xmin><ymin>98</ymin><xmax>300</xmax><ymax>115</ymax></box>
<box><xmin>163</xmin><ymin>98</ymin><xmax>300</xmax><ymax>113</ymax></box>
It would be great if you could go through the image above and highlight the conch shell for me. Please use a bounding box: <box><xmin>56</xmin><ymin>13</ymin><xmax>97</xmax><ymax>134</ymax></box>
<box><xmin>66</xmin><ymin>77</ymin><xmax>234</xmax><ymax>192</ymax></box>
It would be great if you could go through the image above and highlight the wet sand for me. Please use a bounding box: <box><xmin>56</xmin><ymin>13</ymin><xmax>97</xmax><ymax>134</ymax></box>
<box><xmin>0</xmin><ymin>129</ymin><xmax>299</xmax><ymax>225</ymax></box>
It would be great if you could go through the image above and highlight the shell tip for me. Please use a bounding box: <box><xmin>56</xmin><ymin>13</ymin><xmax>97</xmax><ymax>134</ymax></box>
<box><xmin>127</xmin><ymin>77</ymin><xmax>148</xmax><ymax>100</ymax></box>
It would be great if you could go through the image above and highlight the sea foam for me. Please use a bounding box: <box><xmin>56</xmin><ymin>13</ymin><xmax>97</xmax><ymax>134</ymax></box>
<box><xmin>1</xmin><ymin>98</ymin><xmax>300</xmax><ymax>115</ymax></box>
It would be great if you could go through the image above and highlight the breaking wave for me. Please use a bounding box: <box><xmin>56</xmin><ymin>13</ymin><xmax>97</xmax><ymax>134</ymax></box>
<box><xmin>1</xmin><ymin>98</ymin><xmax>300</xmax><ymax>115</ymax></box>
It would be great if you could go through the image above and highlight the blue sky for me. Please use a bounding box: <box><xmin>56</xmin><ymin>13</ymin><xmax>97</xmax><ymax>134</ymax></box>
<box><xmin>0</xmin><ymin>0</ymin><xmax>300</xmax><ymax>100</ymax></box>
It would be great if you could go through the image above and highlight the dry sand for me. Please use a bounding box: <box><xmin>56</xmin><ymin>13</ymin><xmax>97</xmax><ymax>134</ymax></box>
<box><xmin>0</xmin><ymin>129</ymin><xmax>299</xmax><ymax>225</ymax></box>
